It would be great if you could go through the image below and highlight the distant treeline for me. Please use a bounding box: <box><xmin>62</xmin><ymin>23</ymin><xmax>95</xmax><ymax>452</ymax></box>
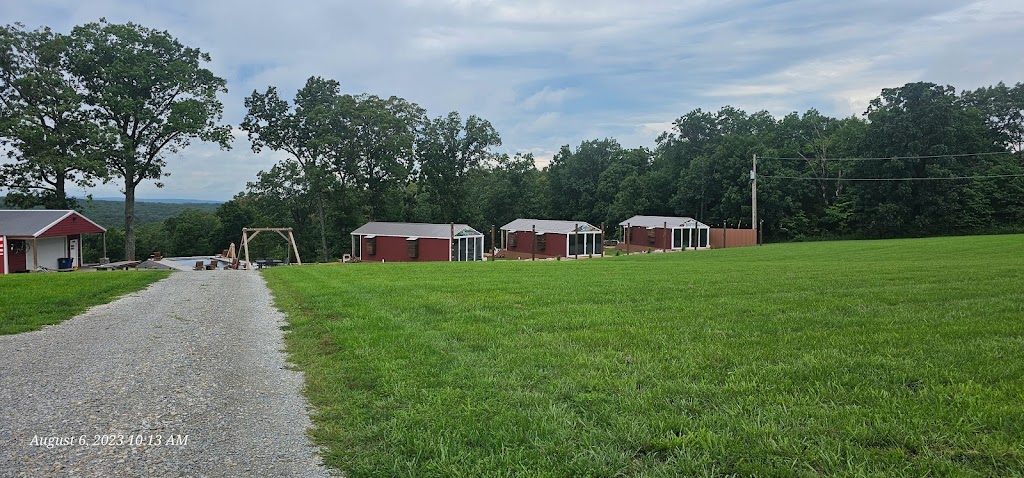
<box><xmin>12</xmin><ymin>80</ymin><xmax>1024</xmax><ymax>264</ymax></box>
<box><xmin>226</xmin><ymin>80</ymin><xmax>1024</xmax><ymax>262</ymax></box>
<box><xmin>76</xmin><ymin>200</ymin><xmax>220</xmax><ymax>229</ymax></box>
<box><xmin>80</xmin><ymin>205</ymin><xmax>244</xmax><ymax>263</ymax></box>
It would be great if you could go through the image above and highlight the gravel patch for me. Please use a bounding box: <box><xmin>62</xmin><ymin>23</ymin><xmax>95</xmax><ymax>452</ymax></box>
<box><xmin>0</xmin><ymin>271</ymin><xmax>332</xmax><ymax>477</ymax></box>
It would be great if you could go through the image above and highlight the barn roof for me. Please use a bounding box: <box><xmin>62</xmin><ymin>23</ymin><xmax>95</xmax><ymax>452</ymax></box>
<box><xmin>0</xmin><ymin>209</ymin><xmax>106</xmax><ymax>237</ymax></box>
<box><xmin>351</xmin><ymin>222</ymin><xmax>482</xmax><ymax>239</ymax></box>
<box><xmin>618</xmin><ymin>215</ymin><xmax>709</xmax><ymax>229</ymax></box>
<box><xmin>501</xmin><ymin>218</ymin><xmax>600</xmax><ymax>234</ymax></box>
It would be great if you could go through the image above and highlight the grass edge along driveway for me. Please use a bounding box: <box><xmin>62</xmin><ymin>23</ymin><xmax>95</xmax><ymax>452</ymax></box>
<box><xmin>0</xmin><ymin>271</ymin><xmax>171</xmax><ymax>335</ymax></box>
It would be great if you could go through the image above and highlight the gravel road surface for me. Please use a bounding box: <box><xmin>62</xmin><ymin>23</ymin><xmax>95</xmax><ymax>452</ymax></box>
<box><xmin>0</xmin><ymin>271</ymin><xmax>331</xmax><ymax>477</ymax></box>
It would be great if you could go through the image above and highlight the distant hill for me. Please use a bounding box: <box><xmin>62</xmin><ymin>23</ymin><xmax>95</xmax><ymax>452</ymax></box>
<box><xmin>90</xmin><ymin>197</ymin><xmax>223</xmax><ymax>204</ymax></box>
<box><xmin>79</xmin><ymin>200</ymin><xmax>221</xmax><ymax>229</ymax></box>
<box><xmin>1</xmin><ymin>196</ymin><xmax>221</xmax><ymax>229</ymax></box>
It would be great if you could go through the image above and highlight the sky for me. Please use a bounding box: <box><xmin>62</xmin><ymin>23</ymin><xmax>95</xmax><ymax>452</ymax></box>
<box><xmin>3</xmin><ymin>0</ymin><xmax>1023</xmax><ymax>201</ymax></box>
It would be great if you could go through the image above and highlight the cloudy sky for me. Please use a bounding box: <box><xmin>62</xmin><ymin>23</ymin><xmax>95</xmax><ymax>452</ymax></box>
<box><xmin>3</xmin><ymin>0</ymin><xmax>1023</xmax><ymax>201</ymax></box>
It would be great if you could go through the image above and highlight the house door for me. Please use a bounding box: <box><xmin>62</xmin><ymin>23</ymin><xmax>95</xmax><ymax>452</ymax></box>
<box><xmin>672</xmin><ymin>229</ymin><xmax>682</xmax><ymax>249</ymax></box>
<box><xmin>8</xmin><ymin>239</ymin><xmax>28</xmax><ymax>272</ymax></box>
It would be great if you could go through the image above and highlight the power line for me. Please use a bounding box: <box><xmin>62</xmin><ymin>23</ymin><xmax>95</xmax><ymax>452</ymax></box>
<box><xmin>761</xmin><ymin>151</ymin><xmax>1010</xmax><ymax>161</ymax></box>
<box><xmin>760</xmin><ymin>173</ymin><xmax>1024</xmax><ymax>182</ymax></box>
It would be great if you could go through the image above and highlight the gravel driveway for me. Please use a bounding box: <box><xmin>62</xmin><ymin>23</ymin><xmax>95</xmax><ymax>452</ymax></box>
<box><xmin>0</xmin><ymin>271</ymin><xmax>331</xmax><ymax>477</ymax></box>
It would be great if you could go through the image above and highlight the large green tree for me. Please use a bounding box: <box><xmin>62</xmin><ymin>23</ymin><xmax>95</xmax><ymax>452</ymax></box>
<box><xmin>961</xmin><ymin>82</ymin><xmax>1024</xmax><ymax>158</ymax></box>
<box><xmin>850</xmin><ymin>82</ymin><xmax>1004</xmax><ymax>236</ymax></box>
<box><xmin>0</xmin><ymin>23</ymin><xmax>105</xmax><ymax>209</ymax></box>
<box><xmin>243</xmin><ymin>77</ymin><xmax>348</xmax><ymax>262</ymax></box>
<box><xmin>66</xmin><ymin>19</ymin><xmax>231</xmax><ymax>260</ymax></box>
<box><xmin>417</xmin><ymin>112</ymin><xmax>501</xmax><ymax>223</ymax></box>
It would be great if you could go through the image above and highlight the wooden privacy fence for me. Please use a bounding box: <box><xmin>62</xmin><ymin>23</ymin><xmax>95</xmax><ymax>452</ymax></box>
<box><xmin>709</xmin><ymin>228</ymin><xmax>757</xmax><ymax>249</ymax></box>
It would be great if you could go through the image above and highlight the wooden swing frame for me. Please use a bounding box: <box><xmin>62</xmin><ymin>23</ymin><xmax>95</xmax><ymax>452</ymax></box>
<box><xmin>240</xmin><ymin>227</ymin><xmax>302</xmax><ymax>270</ymax></box>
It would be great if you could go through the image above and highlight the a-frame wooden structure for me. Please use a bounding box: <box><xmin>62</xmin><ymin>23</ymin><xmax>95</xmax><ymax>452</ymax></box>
<box><xmin>240</xmin><ymin>227</ymin><xmax>301</xmax><ymax>270</ymax></box>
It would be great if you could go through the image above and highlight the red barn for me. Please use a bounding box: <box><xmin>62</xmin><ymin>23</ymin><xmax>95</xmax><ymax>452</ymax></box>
<box><xmin>0</xmin><ymin>209</ymin><xmax>106</xmax><ymax>274</ymax></box>
<box><xmin>350</xmin><ymin>222</ymin><xmax>484</xmax><ymax>262</ymax></box>
<box><xmin>500</xmin><ymin>219</ymin><xmax>603</xmax><ymax>259</ymax></box>
<box><xmin>618</xmin><ymin>215</ymin><xmax>710</xmax><ymax>250</ymax></box>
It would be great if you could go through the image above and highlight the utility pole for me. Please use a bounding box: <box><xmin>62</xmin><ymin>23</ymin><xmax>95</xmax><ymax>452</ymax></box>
<box><xmin>751</xmin><ymin>154</ymin><xmax>758</xmax><ymax>231</ymax></box>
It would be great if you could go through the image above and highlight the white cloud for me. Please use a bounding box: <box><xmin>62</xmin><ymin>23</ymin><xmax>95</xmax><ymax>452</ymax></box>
<box><xmin>2</xmin><ymin>0</ymin><xmax>1022</xmax><ymax>200</ymax></box>
<box><xmin>518</xmin><ymin>87</ymin><xmax>578</xmax><ymax>110</ymax></box>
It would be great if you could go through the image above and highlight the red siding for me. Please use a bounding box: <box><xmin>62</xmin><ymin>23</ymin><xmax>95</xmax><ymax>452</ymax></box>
<box><xmin>38</xmin><ymin>212</ymin><xmax>104</xmax><ymax>237</ymax></box>
<box><xmin>547</xmin><ymin>233</ymin><xmax>569</xmax><ymax>257</ymax></box>
<box><xmin>504</xmin><ymin>231</ymin><xmax>570</xmax><ymax>258</ymax></box>
<box><xmin>624</xmin><ymin>226</ymin><xmax>671</xmax><ymax>250</ymax></box>
<box><xmin>360</xmin><ymin>236</ymin><xmax>451</xmax><ymax>262</ymax></box>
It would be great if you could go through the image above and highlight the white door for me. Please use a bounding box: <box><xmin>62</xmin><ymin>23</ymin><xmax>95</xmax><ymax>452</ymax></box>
<box><xmin>69</xmin><ymin>238</ymin><xmax>80</xmax><ymax>266</ymax></box>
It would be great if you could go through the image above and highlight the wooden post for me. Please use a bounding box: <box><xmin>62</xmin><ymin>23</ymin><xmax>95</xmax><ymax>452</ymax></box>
<box><xmin>102</xmin><ymin>232</ymin><xmax>107</xmax><ymax>259</ymax></box>
<box><xmin>531</xmin><ymin>225</ymin><xmax>536</xmax><ymax>261</ymax></box>
<box><xmin>490</xmin><ymin>225</ymin><xmax>495</xmax><ymax>261</ymax></box>
<box><xmin>722</xmin><ymin>224</ymin><xmax>727</xmax><ymax>249</ymax></box>
<box><xmin>288</xmin><ymin>229</ymin><xmax>302</xmax><ymax>264</ymax></box>
<box><xmin>663</xmin><ymin>221</ymin><xmax>668</xmax><ymax>250</ymax></box>
<box><xmin>759</xmin><ymin>219</ymin><xmax>764</xmax><ymax>246</ymax></box>
<box><xmin>600</xmin><ymin>222</ymin><xmax>605</xmax><ymax>257</ymax></box>
<box><xmin>626</xmin><ymin>223</ymin><xmax>631</xmax><ymax>255</ymax></box>
<box><xmin>32</xmin><ymin>238</ymin><xmax>38</xmax><ymax>271</ymax></box>
<box><xmin>242</xmin><ymin>230</ymin><xmax>252</xmax><ymax>271</ymax></box>
<box><xmin>574</xmin><ymin>224</ymin><xmax>579</xmax><ymax>260</ymax></box>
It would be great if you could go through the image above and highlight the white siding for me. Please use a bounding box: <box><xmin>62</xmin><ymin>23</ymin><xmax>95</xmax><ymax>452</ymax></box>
<box><xmin>31</xmin><ymin>236</ymin><xmax>67</xmax><ymax>269</ymax></box>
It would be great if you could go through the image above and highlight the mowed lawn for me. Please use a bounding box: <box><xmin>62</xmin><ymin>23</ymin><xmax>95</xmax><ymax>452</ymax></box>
<box><xmin>0</xmin><ymin>271</ymin><xmax>170</xmax><ymax>335</ymax></box>
<box><xmin>264</xmin><ymin>235</ymin><xmax>1024</xmax><ymax>477</ymax></box>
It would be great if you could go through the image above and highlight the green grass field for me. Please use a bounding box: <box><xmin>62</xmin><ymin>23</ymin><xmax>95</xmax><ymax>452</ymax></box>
<box><xmin>0</xmin><ymin>271</ymin><xmax>170</xmax><ymax>335</ymax></box>
<box><xmin>264</xmin><ymin>235</ymin><xmax>1024</xmax><ymax>477</ymax></box>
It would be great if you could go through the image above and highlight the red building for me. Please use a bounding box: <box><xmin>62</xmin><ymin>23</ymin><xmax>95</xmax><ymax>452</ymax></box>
<box><xmin>618</xmin><ymin>215</ymin><xmax>711</xmax><ymax>250</ymax></box>
<box><xmin>500</xmin><ymin>219</ymin><xmax>602</xmax><ymax>259</ymax></box>
<box><xmin>350</xmin><ymin>222</ymin><xmax>484</xmax><ymax>262</ymax></box>
<box><xmin>0</xmin><ymin>209</ymin><xmax>106</xmax><ymax>274</ymax></box>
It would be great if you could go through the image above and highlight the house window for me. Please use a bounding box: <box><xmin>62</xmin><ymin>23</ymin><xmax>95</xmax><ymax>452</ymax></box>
<box><xmin>407</xmin><ymin>239</ymin><xmax>419</xmax><ymax>258</ymax></box>
<box><xmin>647</xmin><ymin>229</ymin><xmax>656</xmax><ymax>244</ymax></box>
<box><xmin>509</xmin><ymin>233</ymin><xmax>518</xmax><ymax>248</ymax></box>
<box><xmin>366</xmin><ymin>237</ymin><xmax>376</xmax><ymax>256</ymax></box>
<box><xmin>537</xmin><ymin>233</ymin><xmax>546</xmax><ymax>251</ymax></box>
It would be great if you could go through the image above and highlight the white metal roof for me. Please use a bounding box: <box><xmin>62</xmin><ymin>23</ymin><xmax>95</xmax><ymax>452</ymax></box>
<box><xmin>351</xmin><ymin>222</ymin><xmax>482</xmax><ymax>239</ymax></box>
<box><xmin>618</xmin><ymin>215</ymin><xmax>709</xmax><ymax>229</ymax></box>
<box><xmin>501</xmin><ymin>218</ymin><xmax>600</xmax><ymax>234</ymax></box>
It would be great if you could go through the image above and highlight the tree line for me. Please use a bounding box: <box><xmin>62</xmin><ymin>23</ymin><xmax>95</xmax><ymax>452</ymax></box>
<box><xmin>232</xmin><ymin>79</ymin><xmax>1024</xmax><ymax>261</ymax></box>
<box><xmin>2</xmin><ymin>20</ymin><xmax>1023</xmax><ymax>262</ymax></box>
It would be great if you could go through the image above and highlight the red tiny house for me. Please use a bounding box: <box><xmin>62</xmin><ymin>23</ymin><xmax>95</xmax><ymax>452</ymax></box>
<box><xmin>0</xmin><ymin>210</ymin><xmax>105</xmax><ymax>274</ymax></box>
<box><xmin>619</xmin><ymin>215</ymin><xmax>712</xmax><ymax>250</ymax></box>
<box><xmin>500</xmin><ymin>219</ymin><xmax>602</xmax><ymax>259</ymax></box>
<box><xmin>351</xmin><ymin>222</ymin><xmax>485</xmax><ymax>263</ymax></box>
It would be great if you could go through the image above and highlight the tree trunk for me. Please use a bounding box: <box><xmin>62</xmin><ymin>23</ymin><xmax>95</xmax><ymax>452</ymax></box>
<box><xmin>124</xmin><ymin>185</ymin><xmax>136</xmax><ymax>260</ymax></box>
<box><xmin>55</xmin><ymin>171</ymin><xmax>67</xmax><ymax>208</ymax></box>
<box><xmin>316</xmin><ymin>195</ymin><xmax>329</xmax><ymax>263</ymax></box>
